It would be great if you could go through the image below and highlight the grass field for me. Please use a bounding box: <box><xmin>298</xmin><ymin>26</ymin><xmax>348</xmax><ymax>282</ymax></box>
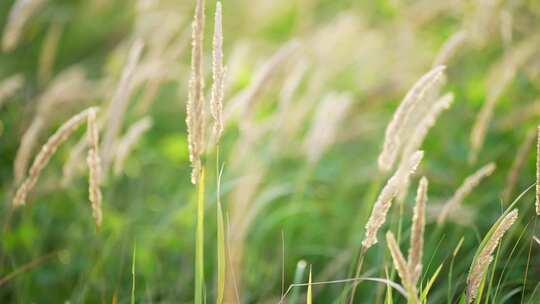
<box><xmin>1</xmin><ymin>0</ymin><xmax>540</xmax><ymax>303</ymax></box>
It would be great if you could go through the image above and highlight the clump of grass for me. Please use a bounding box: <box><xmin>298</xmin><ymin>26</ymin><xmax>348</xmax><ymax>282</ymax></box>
<box><xmin>349</xmin><ymin>151</ymin><xmax>423</xmax><ymax>303</ymax></box>
<box><xmin>466</xmin><ymin>209</ymin><xmax>518</xmax><ymax>303</ymax></box>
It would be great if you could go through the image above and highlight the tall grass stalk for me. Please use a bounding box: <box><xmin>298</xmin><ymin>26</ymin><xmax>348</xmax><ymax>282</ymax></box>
<box><xmin>195</xmin><ymin>168</ymin><xmax>206</xmax><ymax>304</ymax></box>
<box><xmin>289</xmin><ymin>260</ymin><xmax>307</xmax><ymax>304</ymax></box>
<box><xmin>216</xmin><ymin>151</ymin><xmax>225</xmax><ymax>304</ymax></box>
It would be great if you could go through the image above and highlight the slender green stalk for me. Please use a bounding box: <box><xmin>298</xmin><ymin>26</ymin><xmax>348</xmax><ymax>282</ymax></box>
<box><xmin>289</xmin><ymin>260</ymin><xmax>307</xmax><ymax>304</ymax></box>
<box><xmin>216</xmin><ymin>148</ymin><xmax>225</xmax><ymax>304</ymax></box>
<box><xmin>131</xmin><ymin>243</ymin><xmax>136</xmax><ymax>304</ymax></box>
<box><xmin>195</xmin><ymin>168</ymin><xmax>206</xmax><ymax>304</ymax></box>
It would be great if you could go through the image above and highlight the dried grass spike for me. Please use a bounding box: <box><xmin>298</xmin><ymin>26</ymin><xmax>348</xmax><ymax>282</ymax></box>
<box><xmin>386</xmin><ymin>231</ymin><xmax>418</xmax><ymax>302</ymax></box>
<box><xmin>12</xmin><ymin>107</ymin><xmax>96</xmax><ymax>207</ymax></box>
<box><xmin>466</xmin><ymin>209</ymin><xmax>518</xmax><ymax>302</ymax></box>
<box><xmin>0</xmin><ymin>74</ymin><xmax>24</xmax><ymax>108</ymax></box>
<box><xmin>502</xmin><ymin>128</ymin><xmax>535</xmax><ymax>202</ymax></box>
<box><xmin>187</xmin><ymin>0</ymin><xmax>206</xmax><ymax>184</ymax></box>
<box><xmin>437</xmin><ymin>162</ymin><xmax>496</xmax><ymax>224</ymax></box>
<box><xmin>408</xmin><ymin>176</ymin><xmax>427</xmax><ymax>285</ymax></box>
<box><xmin>469</xmin><ymin>35</ymin><xmax>540</xmax><ymax>163</ymax></box>
<box><xmin>14</xmin><ymin>117</ymin><xmax>45</xmax><ymax>184</ymax></box>
<box><xmin>2</xmin><ymin>0</ymin><xmax>46</xmax><ymax>52</ymax></box>
<box><xmin>101</xmin><ymin>39</ymin><xmax>144</xmax><ymax>172</ymax></box>
<box><xmin>432</xmin><ymin>30</ymin><xmax>468</xmax><ymax>67</ymax></box>
<box><xmin>86</xmin><ymin>108</ymin><xmax>103</xmax><ymax>227</ymax></box>
<box><xmin>210</xmin><ymin>1</ymin><xmax>225</xmax><ymax>142</ymax></box>
<box><xmin>362</xmin><ymin>151</ymin><xmax>424</xmax><ymax>249</ymax></box>
<box><xmin>378</xmin><ymin>65</ymin><xmax>446</xmax><ymax>171</ymax></box>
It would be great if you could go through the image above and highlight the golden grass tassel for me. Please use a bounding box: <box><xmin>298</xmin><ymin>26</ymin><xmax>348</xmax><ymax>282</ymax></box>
<box><xmin>437</xmin><ymin>162</ymin><xmax>496</xmax><ymax>224</ymax></box>
<box><xmin>362</xmin><ymin>151</ymin><xmax>424</xmax><ymax>249</ymax></box>
<box><xmin>210</xmin><ymin>1</ymin><xmax>225</xmax><ymax>143</ymax></box>
<box><xmin>187</xmin><ymin>0</ymin><xmax>206</xmax><ymax>184</ymax></box>
<box><xmin>86</xmin><ymin>108</ymin><xmax>103</xmax><ymax>228</ymax></box>
<box><xmin>378</xmin><ymin>66</ymin><xmax>445</xmax><ymax>172</ymax></box>
<box><xmin>408</xmin><ymin>176</ymin><xmax>427</xmax><ymax>285</ymax></box>
<box><xmin>13</xmin><ymin>107</ymin><xmax>97</xmax><ymax>207</ymax></box>
<box><xmin>466</xmin><ymin>209</ymin><xmax>518</xmax><ymax>302</ymax></box>
<box><xmin>386</xmin><ymin>231</ymin><xmax>418</xmax><ymax>303</ymax></box>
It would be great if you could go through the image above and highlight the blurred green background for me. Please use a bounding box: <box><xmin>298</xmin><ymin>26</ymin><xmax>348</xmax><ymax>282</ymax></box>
<box><xmin>1</xmin><ymin>0</ymin><xmax>540</xmax><ymax>303</ymax></box>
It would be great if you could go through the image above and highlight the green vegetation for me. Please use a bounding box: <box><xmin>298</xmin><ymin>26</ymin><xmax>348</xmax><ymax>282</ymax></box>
<box><xmin>1</xmin><ymin>0</ymin><xmax>540</xmax><ymax>303</ymax></box>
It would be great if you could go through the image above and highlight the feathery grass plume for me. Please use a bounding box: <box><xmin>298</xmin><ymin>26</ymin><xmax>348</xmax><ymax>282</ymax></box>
<box><xmin>0</xmin><ymin>74</ymin><xmax>24</xmax><ymax>108</ymax></box>
<box><xmin>86</xmin><ymin>108</ymin><xmax>102</xmax><ymax>227</ymax></box>
<box><xmin>437</xmin><ymin>162</ymin><xmax>496</xmax><ymax>224</ymax></box>
<box><xmin>378</xmin><ymin>65</ymin><xmax>446</xmax><ymax>172</ymax></box>
<box><xmin>536</xmin><ymin>126</ymin><xmax>540</xmax><ymax>215</ymax></box>
<box><xmin>469</xmin><ymin>34</ymin><xmax>540</xmax><ymax>163</ymax></box>
<box><xmin>14</xmin><ymin>117</ymin><xmax>45</xmax><ymax>184</ymax></box>
<box><xmin>432</xmin><ymin>30</ymin><xmax>468</xmax><ymax>67</ymax></box>
<box><xmin>38</xmin><ymin>22</ymin><xmax>63</xmax><ymax>83</ymax></box>
<box><xmin>187</xmin><ymin>0</ymin><xmax>206</xmax><ymax>184</ymax></box>
<box><xmin>101</xmin><ymin>39</ymin><xmax>144</xmax><ymax>173</ymax></box>
<box><xmin>465</xmin><ymin>0</ymin><xmax>504</xmax><ymax>47</ymax></box>
<box><xmin>223</xmin><ymin>40</ymin><xmax>300</xmax><ymax>123</ymax></box>
<box><xmin>496</xmin><ymin>101</ymin><xmax>540</xmax><ymax>131</ymax></box>
<box><xmin>14</xmin><ymin>66</ymin><xmax>94</xmax><ymax>183</ymax></box>
<box><xmin>362</xmin><ymin>151</ymin><xmax>424</xmax><ymax>249</ymax></box>
<box><xmin>386</xmin><ymin>231</ymin><xmax>419</xmax><ymax>303</ymax></box>
<box><xmin>13</xmin><ymin>107</ymin><xmax>97</xmax><ymax>207</ymax></box>
<box><xmin>397</xmin><ymin>93</ymin><xmax>454</xmax><ymax>201</ymax></box>
<box><xmin>466</xmin><ymin>209</ymin><xmax>518</xmax><ymax>302</ymax></box>
<box><xmin>210</xmin><ymin>1</ymin><xmax>225</xmax><ymax>142</ymax></box>
<box><xmin>502</xmin><ymin>128</ymin><xmax>535</xmax><ymax>202</ymax></box>
<box><xmin>113</xmin><ymin>117</ymin><xmax>153</xmax><ymax>175</ymax></box>
<box><xmin>304</xmin><ymin>92</ymin><xmax>352</xmax><ymax>164</ymax></box>
<box><xmin>36</xmin><ymin>66</ymin><xmax>95</xmax><ymax>112</ymax></box>
<box><xmin>2</xmin><ymin>0</ymin><xmax>46</xmax><ymax>52</ymax></box>
<box><xmin>277</xmin><ymin>60</ymin><xmax>308</xmax><ymax>113</ymax></box>
<box><xmin>408</xmin><ymin>177</ymin><xmax>427</xmax><ymax>285</ymax></box>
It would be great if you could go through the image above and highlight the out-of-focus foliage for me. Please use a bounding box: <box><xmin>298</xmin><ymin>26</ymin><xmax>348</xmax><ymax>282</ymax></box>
<box><xmin>0</xmin><ymin>0</ymin><xmax>539</xmax><ymax>303</ymax></box>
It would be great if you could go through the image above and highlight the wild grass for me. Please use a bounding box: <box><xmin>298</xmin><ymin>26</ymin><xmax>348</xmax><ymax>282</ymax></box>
<box><xmin>1</xmin><ymin>0</ymin><xmax>540</xmax><ymax>303</ymax></box>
